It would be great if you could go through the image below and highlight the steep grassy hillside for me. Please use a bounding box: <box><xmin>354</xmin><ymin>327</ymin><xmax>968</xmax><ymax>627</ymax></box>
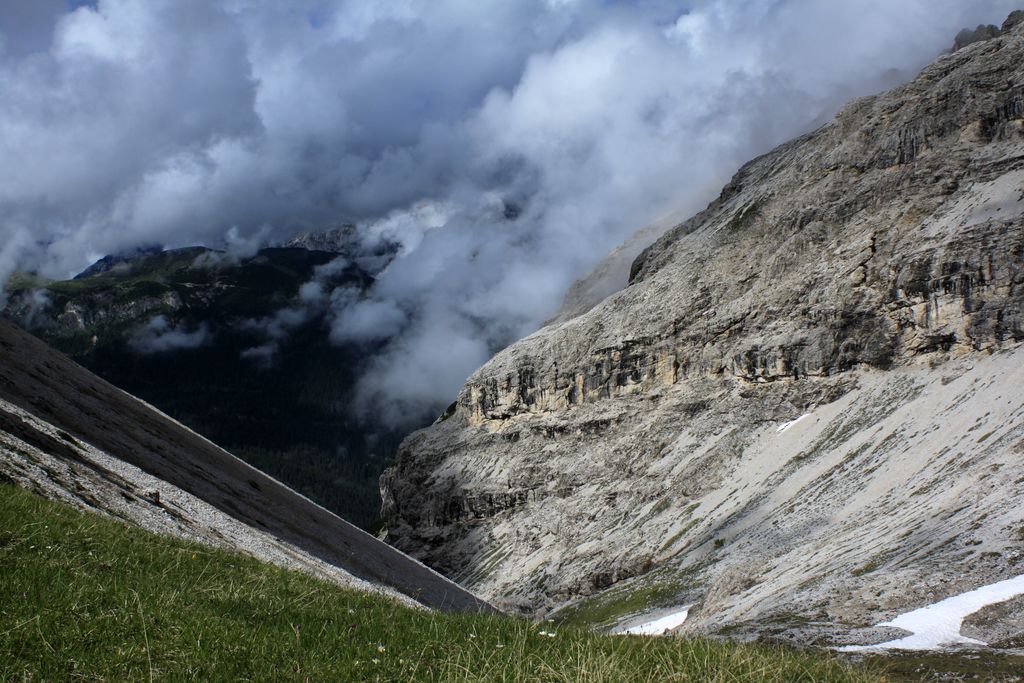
<box><xmin>0</xmin><ymin>483</ymin><xmax>877</xmax><ymax>682</ymax></box>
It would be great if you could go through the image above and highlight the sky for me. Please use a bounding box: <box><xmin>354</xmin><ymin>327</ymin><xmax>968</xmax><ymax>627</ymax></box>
<box><xmin>0</xmin><ymin>0</ymin><xmax>1018</xmax><ymax>425</ymax></box>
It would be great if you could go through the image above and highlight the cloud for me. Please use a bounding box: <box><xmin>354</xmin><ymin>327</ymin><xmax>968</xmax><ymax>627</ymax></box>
<box><xmin>129</xmin><ymin>315</ymin><xmax>210</xmax><ymax>354</ymax></box>
<box><xmin>353</xmin><ymin>311</ymin><xmax>493</xmax><ymax>428</ymax></box>
<box><xmin>21</xmin><ymin>289</ymin><xmax>53</xmax><ymax>329</ymax></box>
<box><xmin>1</xmin><ymin>0</ymin><xmax>1019</xmax><ymax>424</ymax></box>
<box><xmin>0</xmin><ymin>229</ymin><xmax>37</xmax><ymax>308</ymax></box>
<box><xmin>193</xmin><ymin>225</ymin><xmax>273</xmax><ymax>269</ymax></box>
<box><xmin>238</xmin><ymin>305</ymin><xmax>314</xmax><ymax>365</ymax></box>
<box><xmin>236</xmin><ymin>255</ymin><xmax>349</xmax><ymax>365</ymax></box>
<box><xmin>327</xmin><ymin>287</ymin><xmax>406</xmax><ymax>344</ymax></box>
<box><xmin>239</xmin><ymin>343</ymin><xmax>278</xmax><ymax>368</ymax></box>
<box><xmin>0</xmin><ymin>1</ymin><xmax>67</xmax><ymax>57</ymax></box>
<box><xmin>4</xmin><ymin>287</ymin><xmax>54</xmax><ymax>329</ymax></box>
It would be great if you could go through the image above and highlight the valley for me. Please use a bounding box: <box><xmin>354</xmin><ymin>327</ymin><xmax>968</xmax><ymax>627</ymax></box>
<box><xmin>2</xmin><ymin>6</ymin><xmax>1024</xmax><ymax>681</ymax></box>
<box><xmin>3</xmin><ymin>243</ymin><xmax>409</xmax><ymax>529</ymax></box>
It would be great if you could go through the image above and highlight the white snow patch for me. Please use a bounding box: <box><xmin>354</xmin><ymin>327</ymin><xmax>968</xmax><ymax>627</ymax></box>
<box><xmin>839</xmin><ymin>573</ymin><xmax>1024</xmax><ymax>652</ymax></box>
<box><xmin>776</xmin><ymin>414</ymin><xmax>810</xmax><ymax>433</ymax></box>
<box><xmin>615</xmin><ymin>606</ymin><xmax>691</xmax><ymax>636</ymax></box>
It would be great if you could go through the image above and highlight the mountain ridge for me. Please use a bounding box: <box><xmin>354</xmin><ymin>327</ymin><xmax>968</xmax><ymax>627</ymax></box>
<box><xmin>382</xmin><ymin>13</ymin><xmax>1024</xmax><ymax>646</ymax></box>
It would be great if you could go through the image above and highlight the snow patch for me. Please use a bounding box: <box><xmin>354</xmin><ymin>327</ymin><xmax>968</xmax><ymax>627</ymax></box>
<box><xmin>839</xmin><ymin>573</ymin><xmax>1024</xmax><ymax>651</ymax></box>
<box><xmin>776</xmin><ymin>414</ymin><xmax>810</xmax><ymax>433</ymax></box>
<box><xmin>615</xmin><ymin>606</ymin><xmax>691</xmax><ymax>636</ymax></box>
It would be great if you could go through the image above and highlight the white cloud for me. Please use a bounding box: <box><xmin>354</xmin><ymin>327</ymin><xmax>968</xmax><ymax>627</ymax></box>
<box><xmin>129</xmin><ymin>315</ymin><xmax>211</xmax><ymax>354</ymax></box>
<box><xmin>0</xmin><ymin>0</ymin><xmax>1019</xmax><ymax>423</ymax></box>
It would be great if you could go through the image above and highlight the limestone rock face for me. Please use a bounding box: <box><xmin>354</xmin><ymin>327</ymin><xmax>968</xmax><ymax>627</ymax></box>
<box><xmin>954</xmin><ymin>24</ymin><xmax>1000</xmax><ymax>51</ymax></box>
<box><xmin>952</xmin><ymin>11</ymin><xmax>1024</xmax><ymax>53</ymax></box>
<box><xmin>384</xmin><ymin>18</ymin><xmax>1024</xmax><ymax>642</ymax></box>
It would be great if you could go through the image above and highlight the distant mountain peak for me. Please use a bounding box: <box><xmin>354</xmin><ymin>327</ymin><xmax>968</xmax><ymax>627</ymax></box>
<box><xmin>281</xmin><ymin>225</ymin><xmax>361</xmax><ymax>254</ymax></box>
<box><xmin>952</xmin><ymin>10</ymin><xmax>1024</xmax><ymax>51</ymax></box>
<box><xmin>73</xmin><ymin>244</ymin><xmax>165</xmax><ymax>279</ymax></box>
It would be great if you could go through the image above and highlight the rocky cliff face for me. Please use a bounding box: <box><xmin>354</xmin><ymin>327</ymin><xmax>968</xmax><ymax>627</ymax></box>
<box><xmin>953</xmin><ymin>10</ymin><xmax>1023</xmax><ymax>51</ymax></box>
<box><xmin>383</xmin><ymin>18</ymin><xmax>1024</xmax><ymax>645</ymax></box>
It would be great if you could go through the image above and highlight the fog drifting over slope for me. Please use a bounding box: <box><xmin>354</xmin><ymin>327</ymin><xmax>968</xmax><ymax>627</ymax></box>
<box><xmin>0</xmin><ymin>0</ymin><xmax>1017</xmax><ymax>424</ymax></box>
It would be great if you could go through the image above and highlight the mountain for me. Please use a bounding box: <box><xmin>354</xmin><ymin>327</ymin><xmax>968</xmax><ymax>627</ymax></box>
<box><xmin>3</xmin><ymin>244</ymin><xmax>406</xmax><ymax>529</ymax></box>
<box><xmin>382</xmin><ymin>14</ymin><xmax>1024</xmax><ymax>647</ymax></box>
<box><xmin>1</xmin><ymin>319</ymin><xmax>889</xmax><ymax>680</ymax></box>
<box><xmin>0</xmin><ymin>319</ymin><xmax>488</xmax><ymax>611</ymax></box>
<box><xmin>281</xmin><ymin>224</ymin><xmax>361</xmax><ymax>253</ymax></box>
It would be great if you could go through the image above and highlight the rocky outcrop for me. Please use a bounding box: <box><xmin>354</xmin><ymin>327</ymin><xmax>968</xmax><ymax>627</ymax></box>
<box><xmin>383</xmin><ymin>16</ymin><xmax>1024</xmax><ymax>642</ymax></box>
<box><xmin>952</xmin><ymin>11</ymin><xmax>1024</xmax><ymax>52</ymax></box>
<box><xmin>282</xmin><ymin>224</ymin><xmax>399</xmax><ymax>274</ymax></box>
<box><xmin>283</xmin><ymin>224</ymin><xmax>362</xmax><ymax>254</ymax></box>
<box><xmin>954</xmin><ymin>24</ymin><xmax>1001</xmax><ymax>51</ymax></box>
<box><xmin>453</xmin><ymin>26</ymin><xmax>1024</xmax><ymax>427</ymax></box>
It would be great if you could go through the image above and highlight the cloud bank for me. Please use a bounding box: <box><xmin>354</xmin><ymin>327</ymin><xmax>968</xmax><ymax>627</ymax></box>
<box><xmin>129</xmin><ymin>315</ymin><xmax>211</xmax><ymax>354</ymax></box>
<box><xmin>0</xmin><ymin>0</ymin><xmax>1018</xmax><ymax>424</ymax></box>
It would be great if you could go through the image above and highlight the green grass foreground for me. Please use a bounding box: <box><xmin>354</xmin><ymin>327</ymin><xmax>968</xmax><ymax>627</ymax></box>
<box><xmin>0</xmin><ymin>484</ymin><xmax>880</xmax><ymax>682</ymax></box>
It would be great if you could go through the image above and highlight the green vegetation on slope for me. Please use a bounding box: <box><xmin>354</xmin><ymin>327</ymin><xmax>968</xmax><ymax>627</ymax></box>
<box><xmin>0</xmin><ymin>483</ymin><xmax>879</xmax><ymax>682</ymax></box>
<box><xmin>552</xmin><ymin>566</ymin><xmax>694</xmax><ymax>631</ymax></box>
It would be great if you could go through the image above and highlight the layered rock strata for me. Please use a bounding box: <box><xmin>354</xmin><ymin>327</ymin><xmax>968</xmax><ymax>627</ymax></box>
<box><xmin>383</xmin><ymin>18</ymin><xmax>1024</xmax><ymax>643</ymax></box>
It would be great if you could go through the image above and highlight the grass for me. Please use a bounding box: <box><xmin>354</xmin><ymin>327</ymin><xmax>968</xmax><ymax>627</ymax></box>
<box><xmin>725</xmin><ymin>200</ymin><xmax>763</xmax><ymax>234</ymax></box>
<box><xmin>551</xmin><ymin>566</ymin><xmax>693</xmax><ymax>631</ymax></box>
<box><xmin>658</xmin><ymin>518</ymin><xmax>700</xmax><ymax>555</ymax></box>
<box><xmin>0</xmin><ymin>483</ymin><xmax>882</xmax><ymax>681</ymax></box>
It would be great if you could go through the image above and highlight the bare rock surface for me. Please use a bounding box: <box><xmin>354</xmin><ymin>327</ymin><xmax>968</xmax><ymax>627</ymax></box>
<box><xmin>954</xmin><ymin>24</ymin><xmax>1000</xmax><ymax>51</ymax></box>
<box><xmin>962</xmin><ymin>595</ymin><xmax>1024</xmax><ymax>648</ymax></box>
<box><xmin>384</xmin><ymin>16</ymin><xmax>1024</xmax><ymax>642</ymax></box>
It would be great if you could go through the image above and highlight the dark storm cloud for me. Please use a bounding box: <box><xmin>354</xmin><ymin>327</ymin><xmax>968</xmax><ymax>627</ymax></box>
<box><xmin>0</xmin><ymin>0</ymin><xmax>1018</xmax><ymax>423</ymax></box>
<box><xmin>0</xmin><ymin>1</ymin><xmax>67</xmax><ymax>56</ymax></box>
